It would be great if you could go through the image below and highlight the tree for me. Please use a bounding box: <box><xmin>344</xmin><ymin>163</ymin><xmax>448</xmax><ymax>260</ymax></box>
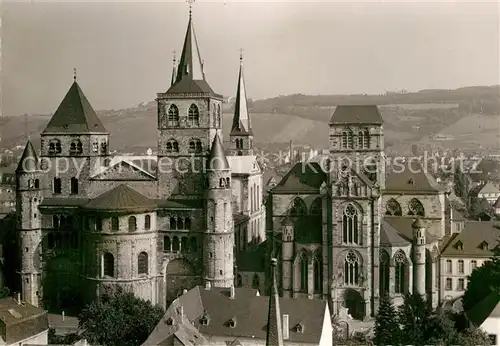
<box><xmin>398</xmin><ymin>293</ymin><xmax>431</xmax><ymax>345</ymax></box>
<box><xmin>374</xmin><ymin>294</ymin><xmax>400</xmax><ymax>345</ymax></box>
<box><xmin>48</xmin><ymin>328</ymin><xmax>80</xmax><ymax>344</ymax></box>
<box><xmin>78</xmin><ymin>289</ymin><xmax>165</xmax><ymax>346</ymax></box>
<box><xmin>454</xmin><ymin>165</ymin><xmax>469</xmax><ymax>202</ymax></box>
<box><xmin>469</xmin><ymin>197</ymin><xmax>494</xmax><ymax>220</ymax></box>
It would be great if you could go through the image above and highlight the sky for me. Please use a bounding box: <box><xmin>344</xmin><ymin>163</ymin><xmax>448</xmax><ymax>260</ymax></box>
<box><xmin>1</xmin><ymin>0</ymin><xmax>499</xmax><ymax>116</ymax></box>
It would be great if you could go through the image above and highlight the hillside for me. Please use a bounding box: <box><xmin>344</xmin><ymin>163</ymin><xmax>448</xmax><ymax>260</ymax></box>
<box><xmin>1</xmin><ymin>85</ymin><xmax>499</xmax><ymax>154</ymax></box>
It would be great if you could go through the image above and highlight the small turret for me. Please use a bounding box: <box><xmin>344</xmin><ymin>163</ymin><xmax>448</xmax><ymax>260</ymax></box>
<box><xmin>280</xmin><ymin>217</ymin><xmax>294</xmax><ymax>298</ymax></box>
<box><xmin>412</xmin><ymin>217</ymin><xmax>426</xmax><ymax>297</ymax></box>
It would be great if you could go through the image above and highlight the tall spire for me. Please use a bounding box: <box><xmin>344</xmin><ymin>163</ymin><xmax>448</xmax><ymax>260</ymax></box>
<box><xmin>175</xmin><ymin>0</ymin><xmax>204</xmax><ymax>83</ymax></box>
<box><xmin>171</xmin><ymin>50</ymin><xmax>177</xmax><ymax>87</ymax></box>
<box><xmin>16</xmin><ymin>140</ymin><xmax>39</xmax><ymax>173</ymax></box>
<box><xmin>265</xmin><ymin>258</ymin><xmax>284</xmax><ymax>346</ymax></box>
<box><xmin>230</xmin><ymin>49</ymin><xmax>252</xmax><ymax>135</ymax></box>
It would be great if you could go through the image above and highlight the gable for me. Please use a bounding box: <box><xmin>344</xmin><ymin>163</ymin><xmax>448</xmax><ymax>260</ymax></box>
<box><xmin>91</xmin><ymin>160</ymin><xmax>156</xmax><ymax>181</ymax></box>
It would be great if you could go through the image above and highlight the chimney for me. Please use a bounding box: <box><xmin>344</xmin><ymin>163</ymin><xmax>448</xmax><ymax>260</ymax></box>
<box><xmin>230</xmin><ymin>285</ymin><xmax>235</xmax><ymax>299</ymax></box>
<box><xmin>205</xmin><ymin>281</ymin><xmax>211</xmax><ymax>290</ymax></box>
<box><xmin>17</xmin><ymin>292</ymin><xmax>21</xmax><ymax>305</ymax></box>
<box><xmin>282</xmin><ymin>314</ymin><xmax>289</xmax><ymax>340</ymax></box>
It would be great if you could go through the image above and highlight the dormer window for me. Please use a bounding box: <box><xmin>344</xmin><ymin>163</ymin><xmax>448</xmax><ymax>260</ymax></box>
<box><xmin>295</xmin><ymin>322</ymin><xmax>304</xmax><ymax>333</ymax></box>
<box><xmin>227</xmin><ymin>317</ymin><xmax>236</xmax><ymax>328</ymax></box>
<box><xmin>480</xmin><ymin>241</ymin><xmax>489</xmax><ymax>251</ymax></box>
<box><xmin>455</xmin><ymin>241</ymin><xmax>463</xmax><ymax>251</ymax></box>
<box><xmin>165</xmin><ymin>317</ymin><xmax>174</xmax><ymax>326</ymax></box>
<box><xmin>407</xmin><ymin>178</ymin><xmax>414</xmax><ymax>185</ymax></box>
<box><xmin>200</xmin><ymin>315</ymin><xmax>210</xmax><ymax>326</ymax></box>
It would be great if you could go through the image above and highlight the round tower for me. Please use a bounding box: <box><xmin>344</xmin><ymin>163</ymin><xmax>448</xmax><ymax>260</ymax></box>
<box><xmin>412</xmin><ymin>217</ymin><xmax>426</xmax><ymax>297</ymax></box>
<box><xmin>16</xmin><ymin>140</ymin><xmax>43</xmax><ymax>306</ymax></box>
<box><xmin>204</xmin><ymin>133</ymin><xmax>234</xmax><ymax>288</ymax></box>
<box><xmin>281</xmin><ymin>217</ymin><xmax>294</xmax><ymax>298</ymax></box>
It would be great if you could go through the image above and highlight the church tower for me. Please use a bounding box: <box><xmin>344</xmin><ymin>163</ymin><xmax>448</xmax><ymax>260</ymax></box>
<box><xmin>16</xmin><ymin>140</ymin><xmax>42</xmax><ymax>306</ymax></box>
<box><xmin>412</xmin><ymin>217</ymin><xmax>426</xmax><ymax>297</ymax></box>
<box><xmin>204</xmin><ymin>134</ymin><xmax>234</xmax><ymax>287</ymax></box>
<box><xmin>156</xmin><ymin>8</ymin><xmax>223</xmax><ymax>199</ymax></box>
<box><xmin>229</xmin><ymin>52</ymin><xmax>253</xmax><ymax>156</ymax></box>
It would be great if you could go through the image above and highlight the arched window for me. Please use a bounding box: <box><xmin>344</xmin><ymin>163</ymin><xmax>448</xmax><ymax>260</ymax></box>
<box><xmin>310</xmin><ymin>197</ymin><xmax>322</xmax><ymax>231</ymax></box>
<box><xmin>189</xmin><ymin>139</ymin><xmax>202</xmax><ymax>153</ymax></box>
<box><xmin>363</xmin><ymin>159</ymin><xmax>377</xmax><ymax>183</ymax></box>
<box><xmin>395</xmin><ymin>251</ymin><xmax>407</xmax><ymax>294</ymax></box>
<box><xmin>252</xmin><ymin>274</ymin><xmax>260</xmax><ymax>289</ymax></box>
<box><xmin>358</xmin><ymin>131</ymin><xmax>364</xmax><ymax>148</ymax></box>
<box><xmin>341</xmin><ymin>132</ymin><xmax>348</xmax><ymax>149</ymax></box>
<box><xmin>300</xmin><ymin>252</ymin><xmax>308</xmax><ymax>293</ymax></box>
<box><xmin>103</xmin><ymin>252</ymin><xmax>114</xmax><ymax>277</ymax></box>
<box><xmin>185</xmin><ymin>217</ymin><xmax>191</xmax><ymax>230</ymax></box>
<box><xmin>48</xmin><ymin>142</ymin><xmax>56</xmax><ymax>154</ymax></box>
<box><xmin>53</xmin><ymin>177</ymin><xmax>62</xmax><ymax>194</ymax></box>
<box><xmin>34</xmin><ymin>179</ymin><xmax>40</xmax><ymax>189</ymax></box>
<box><xmin>313</xmin><ymin>252</ymin><xmax>322</xmax><ymax>294</ymax></box>
<box><xmin>144</xmin><ymin>215</ymin><xmax>151</xmax><ymax>230</ymax></box>
<box><xmin>48</xmin><ymin>139</ymin><xmax>62</xmax><ymax>155</ymax></box>
<box><xmin>236</xmin><ymin>274</ymin><xmax>243</xmax><ymax>287</ymax></box>
<box><xmin>164</xmin><ymin>236</ymin><xmax>171</xmax><ymax>251</ymax></box>
<box><xmin>188</xmin><ymin>104</ymin><xmax>200</xmax><ymax>126</ymax></box>
<box><xmin>70</xmin><ymin>177</ymin><xmax>79</xmax><ymax>194</ymax></box>
<box><xmin>177</xmin><ymin>218</ymin><xmax>184</xmax><ymax>230</ymax></box>
<box><xmin>344</xmin><ymin>251</ymin><xmax>359</xmax><ymax>286</ymax></box>
<box><xmin>166</xmin><ymin>140</ymin><xmax>179</xmax><ymax>153</ymax></box>
<box><xmin>190</xmin><ymin>237</ymin><xmax>197</xmax><ymax>253</ymax></box>
<box><xmin>170</xmin><ymin>217</ymin><xmax>176</xmax><ymax>230</ymax></box>
<box><xmin>347</xmin><ymin>130</ymin><xmax>354</xmax><ymax>149</ymax></box>
<box><xmin>385</xmin><ymin>199</ymin><xmax>402</xmax><ymax>216</ymax></box>
<box><xmin>69</xmin><ymin>139</ymin><xmax>83</xmax><ymax>155</ymax></box>
<box><xmin>181</xmin><ymin>237</ymin><xmax>188</xmax><ymax>253</ymax></box>
<box><xmin>290</xmin><ymin>197</ymin><xmax>307</xmax><ymax>239</ymax></box>
<box><xmin>138</xmin><ymin>252</ymin><xmax>148</xmax><ymax>275</ymax></box>
<box><xmin>379</xmin><ymin>251</ymin><xmax>390</xmax><ymax>296</ymax></box>
<box><xmin>128</xmin><ymin>216</ymin><xmax>137</xmax><ymax>232</ymax></box>
<box><xmin>219</xmin><ymin>178</ymin><xmax>225</xmax><ymax>187</ymax></box>
<box><xmin>172</xmin><ymin>236</ymin><xmax>180</xmax><ymax>252</ymax></box>
<box><xmin>100</xmin><ymin>141</ymin><xmax>107</xmax><ymax>154</ymax></box>
<box><xmin>342</xmin><ymin>204</ymin><xmax>359</xmax><ymax>244</ymax></box>
<box><xmin>364</xmin><ymin>129</ymin><xmax>370</xmax><ymax>148</ymax></box>
<box><xmin>168</xmin><ymin>104</ymin><xmax>180</xmax><ymax>126</ymax></box>
<box><xmin>111</xmin><ymin>217</ymin><xmax>119</xmax><ymax>231</ymax></box>
<box><xmin>408</xmin><ymin>198</ymin><xmax>425</xmax><ymax>217</ymax></box>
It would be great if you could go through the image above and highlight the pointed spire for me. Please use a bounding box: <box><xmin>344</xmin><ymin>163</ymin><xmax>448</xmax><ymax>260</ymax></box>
<box><xmin>16</xmin><ymin>140</ymin><xmax>39</xmax><ymax>173</ymax></box>
<box><xmin>231</xmin><ymin>50</ymin><xmax>252</xmax><ymax>135</ymax></box>
<box><xmin>73</xmin><ymin>68</ymin><xmax>77</xmax><ymax>82</ymax></box>
<box><xmin>171</xmin><ymin>50</ymin><xmax>177</xmax><ymax>87</ymax></box>
<box><xmin>175</xmin><ymin>2</ymin><xmax>204</xmax><ymax>83</ymax></box>
<box><xmin>208</xmin><ymin>133</ymin><xmax>229</xmax><ymax>170</ymax></box>
<box><xmin>265</xmin><ymin>258</ymin><xmax>284</xmax><ymax>346</ymax></box>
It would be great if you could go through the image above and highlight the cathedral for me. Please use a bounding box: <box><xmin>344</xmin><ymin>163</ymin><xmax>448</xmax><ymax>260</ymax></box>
<box><xmin>15</xmin><ymin>8</ymin><xmax>264</xmax><ymax>311</ymax></box>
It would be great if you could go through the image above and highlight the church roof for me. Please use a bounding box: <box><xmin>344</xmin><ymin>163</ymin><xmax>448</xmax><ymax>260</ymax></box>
<box><xmin>230</xmin><ymin>57</ymin><xmax>252</xmax><ymax>135</ymax></box>
<box><xmin>271</xmin><ymin>162</ymin><xmax>326</xmax><ymax>194</ymax></box>
<box><xmin>208</xmin><ymin>133</ymin><xmax>230</xmax><ymax>170</ymax></box>
<box><xmin>380</xmin><ymin>219</ymin><xmax>411</xmax><ymax>247</ymax></box>
<box><xmin>16</xmin><ymin>140</ymin><xmax>39</xmax><ymax>173</ymax></box>
<box><xmin>440</xmin><ymin>221</ymin><xmax>500</xmax><ymax>258</ymax></box>
<box><xmin>385</xmin><ymin>162</ymin><xmax>441</xmax><ymax>194</ymax></box>
<box><xmin>42</xmin><ymin>82</ymin><xmax>107</xmax><ymax>134</ymax></box>
<box><xmin>329</xmin><ymin>105</ymin><xmax>383</xmax><ymax>125</ymax></box>
<box><xmin>83</xmin><ymin>184</ymin><xmax>156</xmax><ymax>212</ymax></box>
<box><xmin>383</xmin><ymin>217</ymin><xmax>437</xmax><ymax>243</ymax></box>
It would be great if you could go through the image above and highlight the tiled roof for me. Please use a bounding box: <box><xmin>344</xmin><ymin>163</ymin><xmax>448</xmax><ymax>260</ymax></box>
<box><xmin>385</xmin><ymin>162</ymin><xmax>441</xmax><ymax>194</ymax></box>
<box><xmin>383</xmin><ymin>217</ymin><xmax>438</xmax><ymax>243</ymax></box>
<box><xmin>83</xmin><ymin>184</ymin><xmax>156</xmax><ymax>212</ymax></box>
<box><xmin>380</xmin><ymin>219</ymin><xmax>411</xmax><ymax>247</ymax></box>
<box><xmin>42</xmin><ymin>82</ymin><xmax>107</xmax><ymax>134</ymax></box>
<box><xmin>39</xmin><ymin>198</ymin><xmax>90</xmax><ymax>208</ymax></box>
<box><xmin>440</xmin><ymin>221</ymin><xmax>500</xmax><ymax>257</ymax></box>
<box><xmin>272</xmin><ymin>162</ymin><xmax>326</xmax><ymax>194</ymax></box>
<box><xmin>16</xmin><ymin>140</ymin><xmax>39</xmax><ymax>173</ymax></box>
<box><xmin>145</xmin><ymin>286</ymin><xmax>326</xmax><ymax>345</ymax></box>
<box><xmin>329</xmin><ymin>105</ymin><xmax>383</xmax><ymax>125</ymax></box>
<box><xmin>466</xmin><ymin>292</ymin><xmax>500</xmax><ymax>327</ymax></box>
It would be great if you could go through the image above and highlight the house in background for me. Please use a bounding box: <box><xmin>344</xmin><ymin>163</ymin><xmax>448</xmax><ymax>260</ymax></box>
<box><xmin>466</xmin><ymin>292</ymin><xmax>500</xmax><ymax>346</ymax></box>
<box><xmin>470</xmin><ymin>181</ymin><xmax>500</xmax><ymax>205</ymax></box>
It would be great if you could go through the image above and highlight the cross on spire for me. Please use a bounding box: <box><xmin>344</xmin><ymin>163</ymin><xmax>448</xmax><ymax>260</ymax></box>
<box><xmin>239</xmin><ymin>48</ymin><xmax>244</xmax><ymax>63</ymax></box>
<box><xmin>186</xmin><ymin>0</ymin><xmax>195</xmax><ymax>18</ymax></box>
<box><xmin>73</xmin><ymin>68</ymin><xmax>77</xmax><ymax>82</ymax></box>
<box><xmin>172</xmin><ymin>49</ymin><xmax>176</xmax><ymax>64</ymax></box>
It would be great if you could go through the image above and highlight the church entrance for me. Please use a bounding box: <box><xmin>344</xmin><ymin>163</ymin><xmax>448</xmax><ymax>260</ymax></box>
<box><xmin>344</xmin><ymin>288</ymin><xmax>365</xmax><ymax>320</ymax></box>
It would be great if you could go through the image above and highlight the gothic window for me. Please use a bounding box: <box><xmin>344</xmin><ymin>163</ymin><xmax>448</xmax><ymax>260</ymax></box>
<box><xmin>100</xmin><ymin>141</ymin><xmax>107</xmax><ymax>154</ymax></box>
<box><xmin>167</xmin><ymin>104</ymin><xmax>180</xmax><ymax>126</ymax></box>
<box><xmin>300</xmin><ymin>252</ymin><xmax>308</xmax><ymax>293</ymax></box>
<box><xmin>181</xmin><ymin>237</ymin><xmax>188</xmax><ymax>253</ymax></box>
<box><xmin>217</xmin><ymin>104</ymin><xmax>221</xmax><ymax>127</ymax></box>
<box><xmin>189</xmin><ymin>139</ymin><xmax>202</xmax><ymax>153</ymax></box>
<box><xmin>103</xmin><ymin>252</ymin><xmax>114</xmax><ymax>277</ymax></box>
<box><xmin>190</xmin><ymin>237</ymin><xmax>197</xmax><ymax>253</ymax></box>
<box><xmin>363</xmin><ymin>129</ymin><xmax>370</xmax><ymax>148</ymax></box>
<box><xmin>34</xmin><ymin>179</ymin><xmax>39</xmax><ymax>189</ymax></box>
<box><xmin>170</xmin><ymin>217</ymin><xmax>176</xmax><ymax>230</ymax></box>
<box><xmin>138</xmin><ymin>252</ymin><xmax>148</xmax><ymax>275</ymax></box>
<box><xmin>166</xmin><ymin>139</ymin><xmax>179</xmax><ymax>153</ymax></box>
<box><xmin>219</xmin><ymin>178</ymin><xmax>225</xmax><ymax>187</ymax></box>
<box><xmin>164</xmin><ymin>236</ymin><xmax>171</xmax><ymax>251</ymax></box>
<box><xmin>70</xmin><ymin>177</ymin><xmax>79</xmax><ymax>194</ymax></box>
<box><xmin>188</xmin><ymin>104</ymin><xmax>200</xmax><ymax>126</ymax></box>
<box><xmin>358</xmin><ymin>131</ymin><xmax>364</xmax><ymax>148</ymax></box>
<box><xmin>172</xmin><ymin>236</ymin><xmax>180</xmax><ymax>252</ymax></box>
<box><xmin>236</xmin><ymin>274</ymin><xmax>243</xmax><ymax>287</ymax></box>
<box><xmin>185</xmin><ymin>217</ymin><xmax>191</xmax><ymax>230</ymax></box>
<box><xmin>69</xmin><ymin>139</ymin><xmax>83</xmax><ymax>155</ymax></box>
<box><xmin>177</xmin><ymin>218</ymin><xmax>184</xmax><ymax>230</ymax></box>
<box><xmin>252</xmin><ymin>274</ymin><xmax>260</xmax><ymax>289</ymax></box>
<box><xmin>379</xmin><ymin>251</ymin><xmax>390</xmax><ymax>296</ymax></box>
<box><xmin>128</xmin><ymin>216</ymin><xmax>137</xmax><ymax>232</ymax></box>
<box><xmin>342</xmin><ymin>204</ymin><xmax>359</xmax><ymax>244</ymax></box>
<box><xmin>341</xmin><ymin>132</ymin><xmax>348</xmax><ymax>149</ymax></box>
<box><xmin>395</xmin><ymin>251</ymin><xmax>407</xmax><ymax>294</ymax></box>
<box><xmin>53</xmin><ymin>177</ymin><xmax>62</xmax><ymax>194</ymax></box>
<box><xmin>144</xmin><ymin>215</ymin><xmax>151</xmax><ymax>230</ymax></box>
<box><xmin>408</xmin><ymin>198</ymin><xmax>425</xmax><ymax>217</ymax></box>
<box><xmin>385</xmin><ymin>199</ymin><xmax>402</xmax><ymax>216</ymax></box>
<box><xmin>313</xmin><ymin>252</ymin><xmax>322</xmax><ymax>293</ymax></box>
<box><xmin>236</xmin><ymin>138</ymin><xmax>242</xmax><ymax>149</ymax></box>
<box><xmin>48</xmin><ymin>139</ymin><xmax>62</xmax><ymax>155</ymax></box>
<box><xmin>111</xmin><ymin>217</ymin><xmax>119</xmax><ymax>231</ymax></box>
<box><xmin>344</xmin><ymin>251</ymin><xmax>359</xmax><ymax>286</ymax></box>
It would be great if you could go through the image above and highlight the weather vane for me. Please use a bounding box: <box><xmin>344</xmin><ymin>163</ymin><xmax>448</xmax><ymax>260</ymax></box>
<box><xmin>239</xmin><ymin>48</ymin><xmax>244</xmax><ymax>62</ymax></box>
<box><xmin>186</xmin><ymin>0</ymin><xmax>195</xmax><ymax>17</ymax></box>
<box><xmin>172</xmin><ymin>50</ymin><xmax>176</xmax><ymax>64</ymax></box>
<box><xmin>73</xmin><ymin>68</ymin><xmax>77</xmax><ymax>82</ymax></box>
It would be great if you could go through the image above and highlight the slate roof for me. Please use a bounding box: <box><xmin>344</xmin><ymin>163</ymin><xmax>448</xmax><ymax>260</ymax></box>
<box><xmin>39</xmin><ymin>198</ymin><xmax>90</xmax><ymax>208</ymax></box>
<box><xmin>271</xmin><ymin>162</ymin><xmax>326</xmax><ymax>194</ymax></box>
<box><xmin>440</xmin><ymin>221</ymin><xmax>500</xmax><ymax>257</ymax></box>
<box><xmin>466</xmin><ymin>292</ymin><xmax>500</xmax><ymax>327</ymax></box>
<box><xmin>383</xmin><ymin>217</ymin><xmax>438</xmax><ymax>243</ymax></box>
<box><xmin>208</xmin><ymin>134</ymin><xmax>230</xmax><ymax>170</ymax></box>
<box><xmin>16</xmin><ymin>140</ymin><xmax>39</xmax><ymax>173</ymax></box>
<box><xmin>230</xmin><ymin>59</ymin><xmax>252</xmax><ymax>135</ymax></box>
<box><xmin>380</xmin><ymin>219</ymin><xmax>411</xmax><ymax>247</ymax></box>
<box><xmin>83</xmin><ymin>184</ymin><xmax>156</xmax><ymax>212</ymax></box>
<box><xmin>42</xmin><ymin>82</ymin><xmax>107</xmax><ymax>134</ymax></box>
<box><xmin>145</xmin><ymin>286</ymin><xmax>327</xmax><ymax>345</ymax></box>
<box><xmin>385</xmin><ymin>161</ymin><xmax>441</xmax><ymax>194</ymax></box>
<box><xmin>329</xmin><ymin>105</ymin><xmax>383</xmax><ymax>125</ymax></box>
